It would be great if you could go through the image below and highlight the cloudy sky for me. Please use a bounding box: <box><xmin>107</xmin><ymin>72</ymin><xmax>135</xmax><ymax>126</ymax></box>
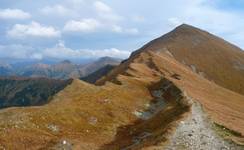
<box><xmin>0</xmin><ymin>0</ymin><xmax>244</xmax><ymax>60</ymax></box>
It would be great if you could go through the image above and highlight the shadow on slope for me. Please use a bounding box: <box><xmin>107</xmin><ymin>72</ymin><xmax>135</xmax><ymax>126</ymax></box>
<box><xmin>0</xmin><ymin>77</ymin><xmax>72</xmax><ymax>109</ymax></box>
<box><xmin>99</xmin><ymin>78</ymin><xmax>190</xmax><ymax>150</ymax></box>
<box><xmin>81</xmin><ymin>65</ymin><xmax>116</xmax><ymax>84</ymax></box>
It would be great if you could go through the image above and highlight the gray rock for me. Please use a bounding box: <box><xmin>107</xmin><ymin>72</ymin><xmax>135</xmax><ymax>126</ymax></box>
<box><xmin>164</xmin><ymin>102</ymin><xmax>244</xmax><ymax>150</ymax></box>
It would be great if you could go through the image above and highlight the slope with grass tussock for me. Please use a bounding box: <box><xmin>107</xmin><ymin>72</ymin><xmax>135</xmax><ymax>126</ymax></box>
<box><xmin>0</xmin><ymin>24</ymin><xmax>244</xmax><ymax>149</ymax></box>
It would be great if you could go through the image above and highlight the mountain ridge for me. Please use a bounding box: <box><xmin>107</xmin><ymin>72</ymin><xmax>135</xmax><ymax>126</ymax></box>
<box><xmin>0</xmin><ymin>24</ymin><xmax>243</xmax><ymax>149</ymax></box>
<box><xmin>98</xmin><ymin>24</ymin><xmax>244</xmax><ymax>95</ymax></box>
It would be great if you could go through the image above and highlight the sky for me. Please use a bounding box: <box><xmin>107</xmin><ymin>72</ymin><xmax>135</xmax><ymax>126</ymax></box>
<box><xmin>0</xmin><ymin>0</ymin><xmax>244</xmax><ymax>60</ymax></box>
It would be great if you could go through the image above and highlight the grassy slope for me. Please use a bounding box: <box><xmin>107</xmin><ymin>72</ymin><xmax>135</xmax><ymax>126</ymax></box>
<box><xmin>0</xmin><ymin>52</ymin><xmax>190</xmax><ymax>149</ymax></box>
<box><xmin>0</xmin><ymin>24</ymin><xmax>243</xmax><ymax>149</ymax></box>
<box><xmin>149</xmin><ymin>52</ymin><xmax>244</xmax><ymax>136</ymax></box>
<box><xmin>80</xmin><ymin>65</ymin><xmax>116</xmax><ymax>84</ymax></box>
<box><xmin>0</xmin><ymin>50</ymin><xmax>243</xmax><ymax>149</ymax></box>
<box><xmin>146</xmin><ymin>24</ymin><xmax>244</xmax><ymax>95</ymax></box>
<box><xmin>99</xmin><ymin>50</ymin><xmax>244</xmax><ymax>137</ymax></box>
<box><xmin>0</xmin><ymin>77</ymin><xmax>72</xmax><ymax>108</ymax></box>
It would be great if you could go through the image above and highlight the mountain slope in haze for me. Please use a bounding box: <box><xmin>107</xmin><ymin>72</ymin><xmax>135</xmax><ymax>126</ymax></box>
<box><xmin>0</xmin><ymin>24</ymin><xmax>243</xmax><ymax>149</ymax></box>
<box><xmin>12</xmin><ymin>57</ymin><xmax>121</xmax><ymax>80</ymax></box>
<box><xmin>0</xmin><ymin>63</ymin><xmax>12</xmax><ymax>76</ymax></box>
<box><xmin>17</xmin><ymin>60</ymin><xmax>83</xmax><ymax>79</ymax></box>
<box><xmin>80</xmin><ymin>56</ymin><xmax>121</xmax><ymax>76</ymax></box>
<box><xmin>49</xmin><ymin>60</ymin><xmax>82</xmax><ymax>79</ymax></box>
<box><xmin>0</xmin><ymin>77</ymin><xmax>72</xmax><ymax>108</ymax></box>
<box><xmin>19</xmin><ymin>63</ymin><xmax>51</xmax><ymax>78</ymax></box>
<box><xmin>80</xmin><ymin>64</ymin><xmax>117</xmax><ymax>84</ymax></box>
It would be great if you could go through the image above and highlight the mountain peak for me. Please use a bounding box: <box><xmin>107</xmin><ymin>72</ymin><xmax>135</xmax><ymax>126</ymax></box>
<box><xmin>60</xmin><ymin>60</ymin><xmax>72</xmax><ymax>64</ymax></box>
<box><xmin>97</xmin><ymin>56</ymin><xmax>121</xmax><ymax>63</ymax></box>
<box><xmin>169</xmin><ymin>24</ymin><xmax>211</xmax><ymax>37</ymax></box>
<box><xmin>99</xmin><ymin>56</ymin><xmax>115</xmax><ymax>61</ymax></box>
<box><xmin>176</xmin><ymin>23</ymin><xmax>193</xmax><ymax>28</ymax></box>
<box><xmin>32</xmin><ymin>63</ymin><xmax>50</xmax><ymax>68</ymax></box>
<box><xmin>172</xmin><ymin>24</ymin><xmax>203</xmax><ymax>34</ymax></box>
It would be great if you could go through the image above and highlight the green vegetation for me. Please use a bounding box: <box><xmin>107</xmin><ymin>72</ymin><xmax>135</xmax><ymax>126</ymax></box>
<box><xmin>213</xmin><ymin>123</ymin><xmax>242</xmax><ymax>138</ymax></box>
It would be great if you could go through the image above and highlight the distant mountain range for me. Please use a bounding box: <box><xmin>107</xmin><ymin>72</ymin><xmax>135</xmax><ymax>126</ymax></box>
<box><xmin>0</xmin><ymin>56</ymin><xmax>121</xmax><ymax>109</ymax></box>
<box><xmin>0</xmin><ymin>56</ymin><xmax>121</xmax><ymax>80</ymax></box>
<box><xmin>0</xmin><ymin>62</ymin><xmax>12</xmax><ymax>76</ymax></box>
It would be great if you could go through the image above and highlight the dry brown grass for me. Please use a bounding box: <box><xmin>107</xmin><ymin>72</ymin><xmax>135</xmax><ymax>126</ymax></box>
<box><xmin>0</xmin><ymin>24</ymin><xmax>243</xmax><ymax>149</ymax></box>
<box><xmin>147</xmin><ymin>24</ymin><xmax>244</xmax><ymax>95</ymax></box>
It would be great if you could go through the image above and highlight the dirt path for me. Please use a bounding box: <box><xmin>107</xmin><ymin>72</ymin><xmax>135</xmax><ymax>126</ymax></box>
<box><xmin>148</xmin><ymin>101</ymin><xmax>244</xmax><ymax>150</ymax></box>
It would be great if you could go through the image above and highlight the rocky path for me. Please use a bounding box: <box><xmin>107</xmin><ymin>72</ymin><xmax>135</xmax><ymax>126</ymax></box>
<box><xmin>50</xmin><ymin>82</ymin><xmax>243</xmax><ymax>150</ymax></box>
<box><xmin>162</xmin><ymin>102</ymin><xmax>244</xmax><ymax>150</ymax></box>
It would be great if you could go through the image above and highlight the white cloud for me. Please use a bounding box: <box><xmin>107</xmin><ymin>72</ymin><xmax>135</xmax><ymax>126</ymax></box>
<box><xmin>39</xmin><ymin>0</ymin><xmax>87</xmax><ymax>18</ymax></box>
<box><xmin>63</xmin><ymin>19</ymin><xmax>139</xmax><ymax>35</ymax></box>
<box><xmin>112</xmin><ymin>25</ymin><xmax>139</xmax><ymax>35</ymax></box>
<box><xmin>131</xmin><ymin>15</ymin><xmax>145</xmax><ymax>22</ymax></box>
<box><xmin>43</xmin><ymin>41</ymin><xmax>131</xmax><ymax>59</ymax></box>
<box><xmin>168</xmin><ymin>17</ymin><xmax>182</xmax><ymax>27</ymax></box>
<box><xmin>2</xmin><ymin>0</ymin><xmax>244</xmax><ymax>61</ymax></box>
<box><xmin>98</xmin><ymin>11</ymin><xmax>123</xmax><ymax>23</ymax></box>
<box><xmin>30</xmin><ymin>53</ymin><xmax>43</xmax><ymax>60</ymax></box>
<box><xmin>38</xmin><ymin>1</ymin><xmax>137</xmax><ymax>36</ymax></box>
<box><xmin>0</xmin><ymin>44</ymin><xmax>41</xmax><ymax>59</ymax></box>
<box><xmin>40</xmin><ymin>4</ymin><xmax>71</xmax><ymax>16</ymax></box>
<box><xmin>163</xmin><ymin>0</ymin><xmax>244</xmax><ymax>48</ymax></box>
<box><xmin>93</xmin><ymin>1</ymin><xmax>123</xmax><ymax>22</ymax></box>
<box><xmin>0</xmin><ymin>42</ymin><xmax>131</xmax><ymax>59</ymax></box>
<box><xmin>94</xmin><ymin>1</ymin><xmax>112</xmax><ymax>13</ymax></box>
<box><xmin>7</xmin><ymin>21</ymin><xmax>61</xmax><ymax>38</ymax></box>
<box><xmin>0</xmin><ymin>44</ymin><xmax>29</xmax><ymax>59</ymax></box>
<box><xmin>125</xmin><ymin>28</ymin><xmax>139</xmax><ymax>35</ymax></box>
<box><xmin>0</xmin><ymin>9</ymin><xmax>31</xmax><ymax>20</ymax></box>
<box><xmin>63</xmin><ymin>19</ymin><xmax>101</xmax><ymax>32</ymax></box>
<box><xmin>111</xmin><ymin>25</ymin><xmax>123</xmax><ymax>33</ymax></box>
<box><xmin>69</xmin><ymin>0</ymin><xmax>84</xmax><ymax>5</ymax></box>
